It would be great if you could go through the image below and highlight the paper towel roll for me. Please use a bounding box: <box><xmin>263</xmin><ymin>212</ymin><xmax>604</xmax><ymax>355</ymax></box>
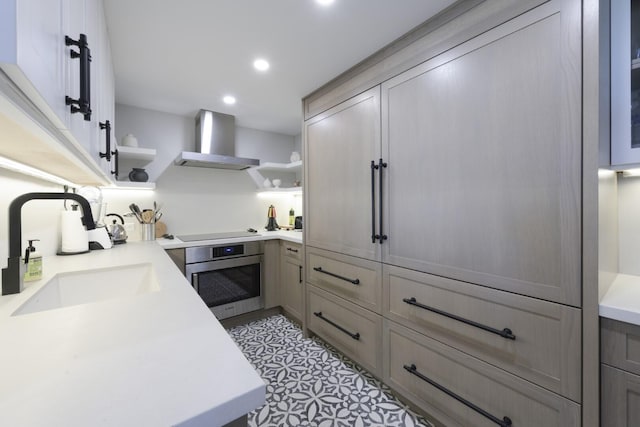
<box><xmin>60</xmin><ymin>210</ymin><xmax>88</xmax><ymax>253</ymax></box>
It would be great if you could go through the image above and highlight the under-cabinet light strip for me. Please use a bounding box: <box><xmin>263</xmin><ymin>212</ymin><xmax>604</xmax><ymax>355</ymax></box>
<box><xmin>0</xmin><ymin>155</ymin><xmax>78</xmax><ymax>187</ymax></box>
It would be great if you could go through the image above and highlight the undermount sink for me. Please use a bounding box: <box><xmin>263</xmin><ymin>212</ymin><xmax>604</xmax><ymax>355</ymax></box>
<box><xmin>12</xmin><ymin>263</ymin><xmax>160</xmax><ymax>316</ymax></box>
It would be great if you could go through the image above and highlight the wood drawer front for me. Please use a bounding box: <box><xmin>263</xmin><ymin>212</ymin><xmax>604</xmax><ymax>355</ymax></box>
<box><xmin>601</xmin><ymin>317</ymin><xmax>640</xmax><ymax>376</ymax></box>
<box><xmin>307</xmin><ymin>247</ymin><xmax>382</xmax><ymax>313</ymax></box>
<box><xmin>280</xmin><ymin>241</ymin><xmax>302</xmax><ymax>262</ymax></box>
<box><xmin>601</xmin><ymin>364</ymin><xmax>640</xmax><ymax>427</ymax></box>
<box><xmin>383</xmin><ymin>265</ymin><xmax>581</xmax><ymax>402</ymax></box>
<box><xmin>384</xmin><ymin>321</ymin><xmax>581</xmax><ymax>427</ymax></box>
<box><xmin>307</xmin><ymin>284</ymin><xmax>382</xmax><ymax>376</ymax></box>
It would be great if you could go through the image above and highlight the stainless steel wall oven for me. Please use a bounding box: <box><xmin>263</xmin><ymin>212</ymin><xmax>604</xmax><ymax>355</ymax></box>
<box><xmin>182</xmin><ymin>242</ymin><xmax>264</xmax><ymax>320</ymax></box>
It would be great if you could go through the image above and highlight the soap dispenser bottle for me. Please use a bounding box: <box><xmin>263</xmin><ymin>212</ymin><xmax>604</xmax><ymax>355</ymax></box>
<box><xmin>24</xmin><ymin>239</ymin><xmax>42</xmax><ymax>282</ymax></box>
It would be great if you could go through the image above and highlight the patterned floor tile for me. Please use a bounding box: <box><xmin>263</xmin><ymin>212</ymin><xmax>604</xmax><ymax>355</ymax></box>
<box><xmin>227</xmin><ymin>315</ymin><xmax>435</xmax><ymax>427</ymax></box>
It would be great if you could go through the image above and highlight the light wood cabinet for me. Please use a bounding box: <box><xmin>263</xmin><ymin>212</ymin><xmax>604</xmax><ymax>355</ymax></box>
<box><xmin>307</xmin><ymin>246</ymin><xmax>382</xmax><ymax>314</ymax></box>
<box><xmin>601</xmin><ymin>364</ymin><xmax>640</xmax><ymax>427</ymax></box>
<box><xmin>280</xmin><ymin>241</ymin><xmax>303</xmax><ymax>322</ymax></box>
<box><xmin>303</xmin><ymin>0</ymin><xmax>587</xmax><ymax>424</ymax></box>
<box><xmin>384</xmin><ymin>321</ymin><xmax>580</xmax><ymax>427</ymax></box>
<box><xmin>308</xmin><ymin>284</ymin><xmax>382</xmax><ymax>376</ymax></box>
<box><xmin>304</xmin><ymin>87</ymin><xmax>381</xmax><ymax>262</ymax></box>
<box><xmin>381</xmin><ymin>0</ymin><xmax>581</xmax><ymax>307</ymax></box>
<box><xmin>384</xmin><ymin>264</ymin><xmax>581</xmax><ymax>401</ymax></box>
<box><xmin>601</xmin><ymin>317</ymin><xmax>640</xmax><ymax>425</ymax></box>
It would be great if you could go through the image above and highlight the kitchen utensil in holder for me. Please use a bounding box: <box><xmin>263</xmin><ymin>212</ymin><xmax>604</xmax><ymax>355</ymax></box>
<box><xmin>141</xmin><ymin>223</ymin><xmax>156</xmax><ymax>241</ymax></box>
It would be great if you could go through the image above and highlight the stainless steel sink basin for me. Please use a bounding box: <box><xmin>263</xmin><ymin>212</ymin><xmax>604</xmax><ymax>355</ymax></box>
<box><xmin>12</xmin><ymin>263</ymin><xmax>160</xmax><ymax>316</ymax></box>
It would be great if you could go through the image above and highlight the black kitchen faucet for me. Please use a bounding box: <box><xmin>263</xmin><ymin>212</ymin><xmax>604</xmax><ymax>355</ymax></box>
<box><xmin>1</xmin><ymin>192</ymin><xmax>96</xmax><ymax>295</ymax></box>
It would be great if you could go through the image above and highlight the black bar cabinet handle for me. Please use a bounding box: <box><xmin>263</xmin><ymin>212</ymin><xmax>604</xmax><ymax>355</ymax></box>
<box><xmin>99</xmin><ymin>120</ymin><xmax>111</xmax><ymax>161</ymax></box>
<box><xmin>371</xmin><ymin>160</ymin><xmax>379</xmax><ymax>243</ymax></box>
<box><xmin>378</xmin><ymin>158</ymin><xmax>388</xmax><ymax>244</ymax></box>
<box><xmin>298</xmin><ymin>266</ymin><xmax>303</xmax><ymax>284</ymax></box>
<box><xmin>403</xmin><ymin>364</ymin><xmax>512</xmax><ymax>427</ymax></box>
<box><xmin>313</xmin><ymin>312</ymin><xmax>360</xmax><ymax>340</ymax></box>
<box><xmin>65</xmin><ymin>34</ymin><xmax>92</xmax><ymax>121</ymax></box>
<box><xmin>313</xmin><ymin>266</ymin><xmax>360</xmax><ymax>285</ymax></box>
<box><xmin>403</xmin><ymin>297</ymin><xmax>516</xmax><ymax>340</ymax></box>
<box><xmin>111</xmin><ymin>149</ymin><xmax>119</xmax><ymax>177</ymax></box>
<box><xmin>287</xmin><ymin>247</ymin><xmax>299</xmax><ymax>253</ymax></box>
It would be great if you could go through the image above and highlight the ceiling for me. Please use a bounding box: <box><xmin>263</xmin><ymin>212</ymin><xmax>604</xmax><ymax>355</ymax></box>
<box><xmin>103</xmin><ymin>0</ymin><xmax>457</xmax><ymax>136</ymax></box>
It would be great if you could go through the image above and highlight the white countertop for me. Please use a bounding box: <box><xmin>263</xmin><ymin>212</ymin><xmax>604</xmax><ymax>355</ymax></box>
<box><xmin>0</xmin><ymin>242</ymin><xmax>265</xmax><ymax>426</ymax></box>
<box><xmin>158</xmin><ymin>229</ymin><xmax>302</xmax><ymax>249</ymax></box>
<box><xmin>600</xmin><ymin>273</ymin><xmax>640</xmax><ymax>325</ymax></box>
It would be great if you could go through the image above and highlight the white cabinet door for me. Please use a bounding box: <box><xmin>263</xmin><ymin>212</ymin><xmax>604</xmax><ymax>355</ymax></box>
<box><xmin>92</xmin><ymin>0</ymin><xmax>115</xmax><ymax>176</ymax></box>
<box><xmin>0</xmin><ymin>0</ymin><xmax>67</xmax><ymax>127</ymax></box>
<box><xmin>305</xmin><ymin>87</ymin><xmax>382</xmax><ymax>262</ymax></box>
<box><xmin>382</xmin><ymin>1</ymin><xmax>581</xmax><ymax>306</ymax></box>
<box><xmin>62</xmin><ymin>0</ymin><xmax>96</xmax><ymax>159</ymax></box>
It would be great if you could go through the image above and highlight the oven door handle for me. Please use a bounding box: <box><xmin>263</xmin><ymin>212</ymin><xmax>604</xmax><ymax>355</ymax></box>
<box><xmin>192</xmin><ymin>272</ymin><xmax>199</xmax><ymax>292</ymax></box>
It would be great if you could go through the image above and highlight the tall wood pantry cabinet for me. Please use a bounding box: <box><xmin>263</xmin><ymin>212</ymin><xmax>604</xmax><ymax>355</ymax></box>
<box><xmin>303</xmin><ymin>0</ymin><xmax>587</xmax><ymax>425</ymax></box>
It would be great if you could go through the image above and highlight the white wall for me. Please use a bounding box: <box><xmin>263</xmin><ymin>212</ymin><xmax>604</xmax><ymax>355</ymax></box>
<box><xmin>617</xmin><ymin>175</ymin><xmax>640</xmax><ymax>275</ymax></box>
<box><xmin>0</xmin><ymin>170</ymin><xmax>70</xmax><ymax>262</ymax></box>
<box><xmin>108</xmin><ymin>104</ymin><xmax>303</xmax><ymax>237</ymax></box>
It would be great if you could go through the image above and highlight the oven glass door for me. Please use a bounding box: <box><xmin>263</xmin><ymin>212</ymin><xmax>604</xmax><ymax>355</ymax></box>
<box><xmin>188</xmin><ymin>255</ymin><xmax>262</xmax><ymax>308</ymax></box>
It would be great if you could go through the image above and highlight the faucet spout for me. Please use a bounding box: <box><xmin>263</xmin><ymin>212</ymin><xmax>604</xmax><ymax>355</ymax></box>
<box><xmin>2</xmin><ymin>192</ymin><xmax>96</xmax><ymax>295</ymax></box>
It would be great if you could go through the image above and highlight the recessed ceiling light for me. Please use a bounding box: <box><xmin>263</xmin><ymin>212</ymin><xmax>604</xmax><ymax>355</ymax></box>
<box><xmin>253</xmin><ymin>58</ymin><xmax>270</xmax><ymax>72</ymax></box>
<box><xmin>316</xmin><ymin>0</ymin><xmax>335</xmax><ymax>5</ymax></box>
<box><xmin>223</xmin><ymin>95</ymin><xmax>236</xmax><ymax>105</ymax></box>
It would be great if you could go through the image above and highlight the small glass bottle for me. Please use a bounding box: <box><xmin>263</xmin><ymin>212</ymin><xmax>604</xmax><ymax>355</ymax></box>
<box><xmin>289</xmin><ymin>208</ymin><xmax>295</xmax><ymax>226</ymax></box>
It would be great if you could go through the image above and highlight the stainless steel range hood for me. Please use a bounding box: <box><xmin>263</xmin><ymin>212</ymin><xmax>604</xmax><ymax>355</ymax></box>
<box><xmin>174</xmin><ymin>110</ymin><xmax>259</xmax><ymax>170</ymax></box>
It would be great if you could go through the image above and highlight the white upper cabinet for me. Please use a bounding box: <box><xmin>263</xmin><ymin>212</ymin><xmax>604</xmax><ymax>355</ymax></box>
<box><xmin>0</xmin><ymin>0</ymin><xmax>68</xmax><ymax>127</ymax></box>
<box><xmin>0</xmin><ymin>0</ymin><xmax>114</xmax><ymax>185</ymax></box>
<box><xmin>611</xmin><ymin>0</ymin><xmax>640</xmax><ymax>167</ymax></box>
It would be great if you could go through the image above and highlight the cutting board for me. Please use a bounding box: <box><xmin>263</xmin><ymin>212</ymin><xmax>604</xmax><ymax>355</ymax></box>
<box><xmin>155</xmin><ymin>221</ymin><xmax>167</xmax><ymax>238</ymax></box>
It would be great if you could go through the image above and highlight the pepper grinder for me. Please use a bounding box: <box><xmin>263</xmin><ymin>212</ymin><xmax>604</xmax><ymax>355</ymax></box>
<box><xmin>266</xmin><ymin>205</ymin><xmax>279</xmax><ymax>231</ymax></box>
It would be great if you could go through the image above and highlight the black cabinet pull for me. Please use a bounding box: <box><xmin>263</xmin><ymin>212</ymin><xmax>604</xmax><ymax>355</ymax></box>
<box><xmin>65</xmin><ymin>34</ymin><xmax>91</xmax><ymax>121</ymax></box>
<box><xmin>378</xmin><ymin>158</ymin><xmax>387</xmax><ymax>244</ymax></box>
<box><xmin>403</xmin><ymin>297</ymin><xmax>516</xmax><ymax>340</ymax></box>
<box><xmin>313</xmin><ymin>311</ymin><xmax>360</xmax><ymax>340</ymax></box>
<box><xmin>403</xmin><ymin>364</ymin><xmax>512</xmax><ymax>427</ymax></box>
<box><xmin>313</xmin><ymin>266</ymin><xmax>360</xmax><ymax>285</ymax></box>
<box><xmin>298</xmin><ymin>265</ymin><xmax>303</xmax><ymax>284</ymax></box>
<box><xmin>287</xmin><ymin>247</ymin><xmax>299</xmax><ymax>253</ymax></box>
<box><xmin>371</xmin><ymin>160</ymin><xmax>379</xmax><ymax>243</ymax></box>
<box><xmin>99</xmin><ymin>120</ymin><xmax>111</xmax><ymax>161</ymax></box>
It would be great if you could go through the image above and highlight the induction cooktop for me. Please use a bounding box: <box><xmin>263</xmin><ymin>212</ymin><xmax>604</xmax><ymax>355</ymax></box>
<box><xmin>176</xmin><ymin>231</ymin><xmax>260</xmax><ymax>242</ymax></box>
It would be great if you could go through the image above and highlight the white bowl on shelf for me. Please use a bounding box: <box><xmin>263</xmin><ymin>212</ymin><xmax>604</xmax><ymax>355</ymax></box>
<box><xmin>272</xmin><ymin>179</ymin><xmax>282</xmax><ymax>188</ymax></box>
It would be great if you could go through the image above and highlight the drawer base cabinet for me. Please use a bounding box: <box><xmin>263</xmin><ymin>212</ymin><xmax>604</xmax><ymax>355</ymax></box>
<box><xmin>601</xmin><ymin>318</ymin><xmax>640</xmax><ymax>426</ymax></box>
<box><xmin>601</xmin><ymin>365</ymin><xmax>640</xmax><ymax>427</ymax></box>
<box><xmin>307</xmin><ymin>285</ymin><xmax>382</xmax><ymax>377</ymax></box>
<box><xmin>383</xmin><ymin>321</ymin><xmax>580</xmax><ymax>427</ymax></box>
<box><xmin>384</xmin><ymin>264</ymin><xmax>582</xmax><ymax>401</ymax></box>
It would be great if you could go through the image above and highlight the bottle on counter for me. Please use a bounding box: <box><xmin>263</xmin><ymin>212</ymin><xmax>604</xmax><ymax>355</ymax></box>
<box><xmin>24</xmin><ymin>239</ymin><xmax>42</xmax><ymax>282</ymax></box>
<box><xmin>289</xmin><ymin>208</ymin><xmax>295</xmax><ymax>226</ymax></box>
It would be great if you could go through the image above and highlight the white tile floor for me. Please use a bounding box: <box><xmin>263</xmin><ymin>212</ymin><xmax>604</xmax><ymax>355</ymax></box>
<box><xmin>227</xmin><ymin>315</ymin><xmax>434</xmax><ymax>427</ymax></box>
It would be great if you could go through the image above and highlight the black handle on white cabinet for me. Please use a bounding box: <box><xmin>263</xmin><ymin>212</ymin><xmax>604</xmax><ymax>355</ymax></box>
<box><xmin>313</xmin><ymin>312</ymin><xmax>360</xmax><ymax>340</ymax></box>
<box><xmin>111</xmin><ymin>148</ymin><xmax>119</xmax><ymax>177</ymax></box>
<box><xmin>402</xmin><ymin>297</ymin><xmax>516</xmax><ymax>340</ymax></box>
<box><xmin>99</xmin><ymin>120</ymin><xmax>111</xmax><ymax>161</ymax></box>
<box><xmin>403</xmin><ymin>364</ymin><xmax>512</xmax><ymax>427</ymax></box>
<box><xmin>378</xmin><ymin>158</ymin><xmax>387</xmax><ymax>244</ymax></box>
<box><xmin>299</xmin><ymin>265</ymin><xmax>303</xmax><ymax>284</ymax></box>
<box><xmin>287</xmin><ymin>247</ymin><xmax>299</xmax><ymax>253</ymax></box>
<box><xmin>313</xmin><ymin>266</ymin><xmax>360</xmax><ymax>285</ymax></box>
<box><xmin>65</xmin><ymin>34</ymin><xmax>92</xmax><ymax>121</ymax></box>
<box><xmin>371</xmin><ymin>160</ymin><xmax>379</xmax><ymax>243</ymax></box>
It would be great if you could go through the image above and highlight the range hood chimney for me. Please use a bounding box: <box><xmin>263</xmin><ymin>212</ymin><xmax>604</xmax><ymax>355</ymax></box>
<box><xmin>174</xmin><ymin>110</ymin><xmax>259</xmax><ymax>170</ymax></box>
